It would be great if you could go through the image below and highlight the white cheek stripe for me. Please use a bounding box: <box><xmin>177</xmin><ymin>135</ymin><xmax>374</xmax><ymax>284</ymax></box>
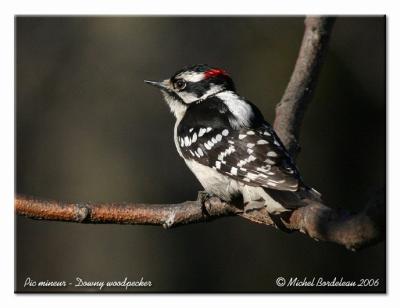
<box><xmin>163</xmin><ymin>92</ymin><xmax>187</xmax><ymax>120</ymax></box>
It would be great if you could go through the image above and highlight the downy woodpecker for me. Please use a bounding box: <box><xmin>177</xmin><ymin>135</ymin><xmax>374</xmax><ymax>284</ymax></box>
<box><xmin>145</xmin><ymin>64</ymin><xmax>320</xmax><ymax>214</ymax></box>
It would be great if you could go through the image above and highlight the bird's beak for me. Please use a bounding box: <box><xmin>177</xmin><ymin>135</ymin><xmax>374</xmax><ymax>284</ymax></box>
<box><xmin>144</xmin><ymin>79</ymin><xmax>170</xmax><ymax>91</ymax></box>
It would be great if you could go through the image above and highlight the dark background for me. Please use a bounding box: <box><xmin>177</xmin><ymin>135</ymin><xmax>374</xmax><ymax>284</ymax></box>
<box><xmin>16</xmin><ymin>16</ymin><xmax>386</xmax><ymax>292</ymax></box>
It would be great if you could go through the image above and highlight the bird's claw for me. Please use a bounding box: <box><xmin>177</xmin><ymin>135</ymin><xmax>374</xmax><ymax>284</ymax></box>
<box><xmin>197</xmin><ymin>191</ymin><xmax>216</xmax><ymax>204</ymax></box>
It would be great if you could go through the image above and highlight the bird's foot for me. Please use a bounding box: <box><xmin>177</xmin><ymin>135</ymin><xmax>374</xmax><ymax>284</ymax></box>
<box><xmin>197</xmin><ymin>191</ymin><xmax>217</xmax><ymax>216</ymax></box>
<box><xmin>197</xmin><ymin>191</ymin><xmax>217</xmax><ymax>204</ymax></box>
<box><xmin>197</xmin><ymin>191</ymin><xmax>242</xmax><ymax>216</ymax></box>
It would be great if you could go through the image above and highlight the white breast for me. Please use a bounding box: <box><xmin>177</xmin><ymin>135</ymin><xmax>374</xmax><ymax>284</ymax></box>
<box><xmin>184</xmin><ymin>159</ymin><xmax>286</xmax><ymax>213</ymax></box>
<box><xmin>173</xmin><ymin>120</ymin><xmax>184</xmax><ymax>158</ymax></box>
<box><xmin>184</xmin><ymin>159</ymin><xmax>242</xmax><ymax>201</ymax></box>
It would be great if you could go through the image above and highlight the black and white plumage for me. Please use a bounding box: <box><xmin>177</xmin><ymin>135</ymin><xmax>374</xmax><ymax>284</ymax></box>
<box><xmin>145</xmin><ymin>64</ymin><xmax>320</xmax><ymax>214</ymax></box>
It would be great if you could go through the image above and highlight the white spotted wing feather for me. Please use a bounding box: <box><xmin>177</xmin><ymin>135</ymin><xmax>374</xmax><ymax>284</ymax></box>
<box><xmin>178</xmin><ymin>125</ymin><xmax>300</xmax><ymax>191</ymax></box>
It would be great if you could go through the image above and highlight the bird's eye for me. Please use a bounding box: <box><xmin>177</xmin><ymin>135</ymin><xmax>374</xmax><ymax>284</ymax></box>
<box><xmin>174</xmin><ymin>79</ymin><xmax>186</xmax><ymax>91</ymax></box>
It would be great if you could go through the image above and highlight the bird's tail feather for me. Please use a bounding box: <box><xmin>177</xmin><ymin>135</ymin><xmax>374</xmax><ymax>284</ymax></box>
<box><xmin>264</xmin><ymin>186</ymin><xmax>322</xmax><ymax>210</ymax></box>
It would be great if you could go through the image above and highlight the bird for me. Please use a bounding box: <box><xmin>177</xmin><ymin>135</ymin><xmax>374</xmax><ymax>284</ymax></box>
<box><xmin>145</xmin><ymin>64</ymin><xmax>320</xmax><ymax>215</ymax></box>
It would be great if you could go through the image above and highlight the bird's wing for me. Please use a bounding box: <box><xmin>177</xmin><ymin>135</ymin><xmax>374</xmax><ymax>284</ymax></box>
<box><xmin>178</xmin><ymin>124</ymin><xmax>301</xmax><ymax>191</ymax></box>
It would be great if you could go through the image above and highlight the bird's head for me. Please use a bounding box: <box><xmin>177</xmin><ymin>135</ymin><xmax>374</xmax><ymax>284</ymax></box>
<box><xmin>145</xmin><ymin>64</ymin><xmax>235</xmax><ymax>118</ymax></box>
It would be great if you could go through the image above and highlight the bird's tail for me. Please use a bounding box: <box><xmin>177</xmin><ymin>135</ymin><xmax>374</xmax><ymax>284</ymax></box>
<box><xmin>264</xmin><ymin>185</ymin><xmax>322</xmax><ymax>211</ymax></box>
<box><xmin>300</xmin><ymin>186</ymin><xmax>322</xmax><ymax>203</ymax></box>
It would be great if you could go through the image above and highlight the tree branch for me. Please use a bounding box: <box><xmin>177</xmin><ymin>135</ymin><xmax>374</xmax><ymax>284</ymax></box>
<box><xmin>15</xmin><ymin>188</ymin><xmax>384</xmax><ymax>251</ymax></box>
<box><xmin>15</xmin><ymin>193</ymin><xmax>242</xmax><ymax>229</ymax></box>
<box><xmin>274</xmin><ymin>16</ymin><xmax>336</xmax><ymax>157</ymax></box>
<box><xmin>15</xmin><ymin>16</ymin><xmax>385</xmax><ymax>251</ymax></box>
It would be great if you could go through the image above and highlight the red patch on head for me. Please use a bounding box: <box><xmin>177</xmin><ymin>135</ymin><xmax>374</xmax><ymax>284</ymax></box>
<box><xmin>204</xmin><ymin>68</ymin><xmax>228</xmax><ymax>79</ymax></box>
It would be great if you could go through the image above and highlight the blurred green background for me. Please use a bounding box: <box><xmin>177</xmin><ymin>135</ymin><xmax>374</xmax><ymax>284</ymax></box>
<box><xmin>16</xmin><ymin>16</ymin><xmax>386</xmax><ymax>292</ymax></box>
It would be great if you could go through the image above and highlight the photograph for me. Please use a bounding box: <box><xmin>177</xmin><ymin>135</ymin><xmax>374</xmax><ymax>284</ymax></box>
<box><xmin>15</xmin><ymin>15</ymin><xmax>386</xmax><ymax>293</ymax></box>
